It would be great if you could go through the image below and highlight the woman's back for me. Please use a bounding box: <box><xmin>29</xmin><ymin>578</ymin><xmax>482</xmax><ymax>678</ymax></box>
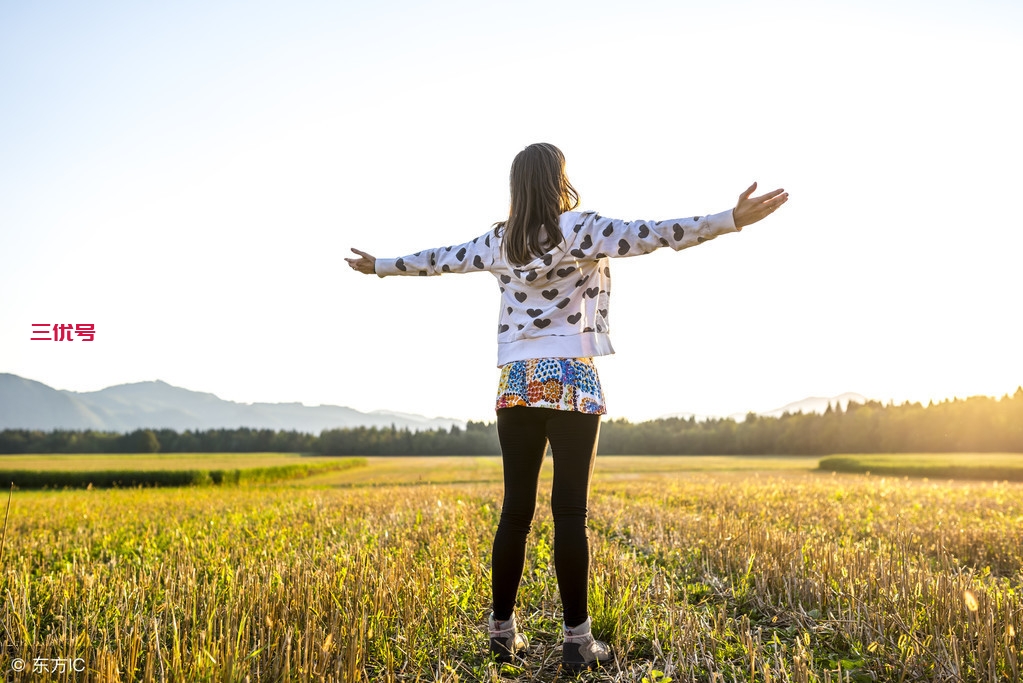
<box><xmin>375</xmin><ymin>206</ymin><xmax>740</xmax><ymax>365</ymax></box>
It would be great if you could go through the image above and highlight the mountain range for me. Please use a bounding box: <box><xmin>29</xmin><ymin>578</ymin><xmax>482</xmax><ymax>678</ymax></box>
<box><xmin>0</xmin><ymin>373</ymin><xmax>868</xmax><ymax>433</ymax></box>
<box><xmin>0</xmin><ymin>373</ymin><xmax>464</xmax><ymax>433</ymax></box>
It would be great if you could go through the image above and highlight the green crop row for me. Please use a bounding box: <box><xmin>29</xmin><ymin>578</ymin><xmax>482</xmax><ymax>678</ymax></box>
<box><xmin>0</xmin><ymin>457</ymin><xmax>366</xmax><ymax>489</ymax></box>
<box><xmin>818</xmin><ymin>454</ymin><xmax>1023</xmax><ymax>481</ymax></box>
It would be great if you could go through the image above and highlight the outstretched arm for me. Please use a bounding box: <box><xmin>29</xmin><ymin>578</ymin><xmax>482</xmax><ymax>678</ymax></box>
<box><xmin>732</xmin><ymin>182</ymin><xmax>788</xmax><ymax>229</ymax></box>
<box><xmin>345</xmin><ymin>249</ymin><xmax>376</xmax><ymax>275</ymax></box>
<box><xmin>352</xmin><ymin>229</ymin><xmax>497</xmax><ymax>278</ymax></box>
<box><xmin>560</xmin><ymin>182</ymin><xmax>788</xmax><ymax>262</ymax></box>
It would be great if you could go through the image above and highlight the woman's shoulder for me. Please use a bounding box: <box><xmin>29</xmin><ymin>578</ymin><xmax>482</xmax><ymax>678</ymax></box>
<box><xmin>560</xmin><ymin>209</ymin><xmax>597</xmax><ymax>221</ymax></box>
<box><xmin>559</xmin><ymin>209</ymin><xmax>599</xmax><ymax>235</ymax></box>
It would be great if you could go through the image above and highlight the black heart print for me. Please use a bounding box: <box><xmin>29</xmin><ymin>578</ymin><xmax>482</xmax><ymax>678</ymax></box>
<box><xmin>672</xmin><ymin>224</ymin><xmax>684</xmax><ymax>241</ymax></box>
<box><xmin>499</xmin><ymin>324</ymin><xmax>509</xmax><ymax>333</ymax></box>
<box><xmin>556</xmin><ymin>298</ymin><xmax>570</xmax><ymax>309</ymax></box>
<box><xmin>594</xmin><ymin>253</ymin><xmax>607</xmax><ymax>259</ymax></box>
<box><xmin>533</xmin><ymin>319</ymin><xmax>551</xmax><ymax>329</ymax></box>
<box><xmin>617</xmin><ymin>239</ymin><xmax>630</xmax><ymax>256</ymax></box>
<box><xmin>525</xmin><ymin>271</ymin><xmax>538</xmax><ymax>282</ymax></box>
<box><xmin>659</xmin><ymin>238</ymin><xmax>669</xmax><ymax>247</ymax></box>
<box><xmin>527</xmin><ymin>308</ymin><xmax>543</xmax><ymax>317</ymax></box>
<box><xmin>430</xmin><ymin>254</ymin><xmax>436</xmax><ymax>266</ymax></box>
<box><xmin>575</xmin><ymin>275</ymin><xmax>589</xmax><ymax>287</ymax></box>
<box><xmin>515</xmin><ymin>292</ymin><xmax>527</xmax><ymax>302</ymax></box>
<box><xmin>570</xmin><ymin>249</ymin><xmax>585</xmax><ymax>258</ymax></box>
<box><xmin>456</xmin><ymin>247</ymin><xmax>467</xmax><ymax>261</ymax></box>
<box><xmin>542</xmin><ymin>289</ymin><xmax>558</xmax><ymax>300</ymax></box>
<box><xmin>395</xmin><ymin>258</ymin><xmax>406</xmax><ymax>272</ymax></box>
<box><xmin>507</xmin><ymin>306</ymin><xmax>513</xmax><ymax>314</ymax></box>
<box><xmin>473</xmin><ymin>255</ymin><xmax>484</xmax><ymax>269</ymax></box>
<box><xmin>598</xmin><ymin>309</ymin><xmax>608</xmax><ymax>317</ymax></box>
<box><xmin>501</xmin><ymin>274</ymin><xmax>511</xmax><ymax>284</ymax></box>
<box><xmin>583</xmin><ymin>326</ymin><xmax>594</xmax><ymax>333</ymax></box>
<box><xmin>518</xmin><ymin>324</ymin><xmax>524</xmax><ymax>330</ymax></box>
<box><xmin>580</xmin><ymin>235</ymin><xmax>592</xmax><ymax>249</ymax></box>
<box><xmin>543</xmin><ymin>254</ymin><xmax>553</xmax><ymax>266</ymax></box>
<box><xmin>442</xmin><ymin>265</ymin><xmax>451</xmax><ymax>273</ymax></box>
<box><xmin>638</xmin><ymin>224</ymin><xmax>649</xmax><ymax>238</ymax></box>
<box><xmin>556</xmin><ymin>267</ymin><xmax>575</xmax><ymax>277</ymax></box>
<box><xmin>568</xmin><ymin>313</ymin><xmax>581</xmax><ymax>324</ymax></box>
<box><xmin>602</xmin><ymin>224</ymin><xmax>614</xmax><ymax>237</ymax></box>
<box><xmin>585</xmin><ymin>287</ymin><xmax>599</xmax><ymax>298</ymax></box>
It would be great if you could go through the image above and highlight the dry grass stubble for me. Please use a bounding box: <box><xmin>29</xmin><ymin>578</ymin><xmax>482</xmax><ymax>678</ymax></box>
<box><xmin>0</xmin><ymin>469</ymin><xmax>1020</xmax><ymax>681</ymax></box>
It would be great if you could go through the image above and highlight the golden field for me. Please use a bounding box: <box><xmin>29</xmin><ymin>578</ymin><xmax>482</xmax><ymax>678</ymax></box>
<box><xmin>0</xmin><ymin>455</ymin><xmax>1020</xmax><ymax>681</ymax></box>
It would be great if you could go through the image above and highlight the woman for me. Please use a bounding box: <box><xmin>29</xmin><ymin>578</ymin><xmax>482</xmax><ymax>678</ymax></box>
<box><xmin>346</xmin><ymin>143</ymin><xmax>787</xmax><ymax>671</ymax></box>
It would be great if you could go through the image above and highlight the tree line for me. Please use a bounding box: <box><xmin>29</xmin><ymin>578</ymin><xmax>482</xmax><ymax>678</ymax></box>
<box><xmin>0</xmin><ymin>427</ymin><xmax>318</xmax><ymax>455</ymax></box>
<box><xmin>1</xmin><ymin>389</ymin><xmax>1020</xmax><ymax>456</ymax></box>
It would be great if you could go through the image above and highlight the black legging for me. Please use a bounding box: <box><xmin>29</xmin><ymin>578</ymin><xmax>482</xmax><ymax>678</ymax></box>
<box><xmin>491</xmin><ymin>406</ymin><xmax>601</xmax><ymax>628</ymax></box>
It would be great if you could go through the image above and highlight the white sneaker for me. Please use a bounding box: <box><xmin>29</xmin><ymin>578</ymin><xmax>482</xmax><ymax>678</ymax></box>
<box><xmin>488</xmin><ymin>613</ymin><xmax>528</xmax><ymax>663</ymax></box>
<box><xmin>562</xmin><ymin>616</ymin><xmax>613</xmax><ymax>671</ymax></box>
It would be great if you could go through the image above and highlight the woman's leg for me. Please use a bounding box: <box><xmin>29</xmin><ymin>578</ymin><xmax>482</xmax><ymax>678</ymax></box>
<box><xmin>492</xmin><ymin>407</ymin><xmax>548</xmax><ymax>621</ymax></box>
<box><xmin>546</xmin><ymin>410</ymin><xmax>601</xmax><ymax>628</ymax></box>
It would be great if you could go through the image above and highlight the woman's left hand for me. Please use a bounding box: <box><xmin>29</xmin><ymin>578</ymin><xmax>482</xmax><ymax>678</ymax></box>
<box><xmin>345</xmin><ymin>248</ymin><xmax>376</xmax><ymax>275</ymax></box>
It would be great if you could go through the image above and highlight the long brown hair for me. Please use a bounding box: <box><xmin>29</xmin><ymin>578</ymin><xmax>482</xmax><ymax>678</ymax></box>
<box><xmin>498</xmin><ymin>143</ymin><xmax>580</xmax><ymax>267</ymax></box>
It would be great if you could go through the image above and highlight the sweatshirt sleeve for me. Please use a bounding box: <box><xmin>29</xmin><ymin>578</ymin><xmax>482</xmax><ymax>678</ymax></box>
<box><xmin>375</xmin><ymin>228</ymin><xmax>497</xmax><ymax>277</ymax></box>
<box><xmin>568</xmin><ymin>208</ymin><xmax>739</xmax><ymax>260</ymax></box>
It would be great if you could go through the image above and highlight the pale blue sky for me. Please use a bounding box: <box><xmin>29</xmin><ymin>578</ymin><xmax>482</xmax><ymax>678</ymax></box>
<box><xmin>2</xmin><ymin>0</ymin><xmax>1021</xmax><ymax>423</ymax></box>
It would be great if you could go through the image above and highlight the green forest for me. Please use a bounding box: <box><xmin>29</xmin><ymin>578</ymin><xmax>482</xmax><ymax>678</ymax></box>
<box><xmin>2</xmin><ymin>389</ymin><xmax>1021</xmax><ymax>456</ymax></box>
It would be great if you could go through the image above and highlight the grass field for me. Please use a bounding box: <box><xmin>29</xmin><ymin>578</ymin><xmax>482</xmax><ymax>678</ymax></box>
<box><xmin>0</xmin><ymin>455</ymin><xmax>1020</xmax><ymax>681</ymax></box>
<box><xmin>304</xmin><ymin>455</ymin><xmax>822</xmax><ymax>488</ymax></box>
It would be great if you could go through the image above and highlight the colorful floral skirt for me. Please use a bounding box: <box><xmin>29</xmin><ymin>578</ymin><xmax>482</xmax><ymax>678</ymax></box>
<box><xmin>495</xmin><ymin>357</ymin><xmax>606</xmax><ymax>414</ymax></box>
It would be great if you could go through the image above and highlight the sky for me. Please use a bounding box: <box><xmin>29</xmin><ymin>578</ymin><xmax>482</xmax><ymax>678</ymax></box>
<box><xmin>2</xmin><ymin>0</ymin><xmax>1021</xmax><ymax>424</ymax></box>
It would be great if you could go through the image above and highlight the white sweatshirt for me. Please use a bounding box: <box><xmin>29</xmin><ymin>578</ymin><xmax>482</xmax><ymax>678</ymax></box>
<box><xmin>375</xmin><ymin>208</ymin><xmax>740</xmax><ymax>366</ymax></box>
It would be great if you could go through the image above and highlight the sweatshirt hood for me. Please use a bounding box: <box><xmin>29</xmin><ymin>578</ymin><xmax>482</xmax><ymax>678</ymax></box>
<box><xmin>495</xmin><ymin>212</ymin><xmax>590</xmax><ymax>283</ymax></box>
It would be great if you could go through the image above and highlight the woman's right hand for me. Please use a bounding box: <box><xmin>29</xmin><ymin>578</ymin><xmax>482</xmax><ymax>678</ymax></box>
<box><xmin>345</xmin><ymin>248</ymin><xmax>376</xmax><ymax>275</ymax></box>
<box><xmin>732</xmin><ymin>182</ymin><xmax>788</xmax><ymax>229</ymax></box>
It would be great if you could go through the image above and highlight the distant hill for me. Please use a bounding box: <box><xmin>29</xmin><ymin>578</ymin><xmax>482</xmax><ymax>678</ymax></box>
<box><xmin>757</xmin><ymin>392</ymin><xmax>869</xmax><ymax>419</ymax></box>
<box><xmin>0</xmin><ymin>374</ymin><xmax>463</xmax><ymax>434</ymax></box>
<box><xmin>658</xmin><ymin>392</ymin><xmax>869</xmax><ymax>422</ymax></box>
